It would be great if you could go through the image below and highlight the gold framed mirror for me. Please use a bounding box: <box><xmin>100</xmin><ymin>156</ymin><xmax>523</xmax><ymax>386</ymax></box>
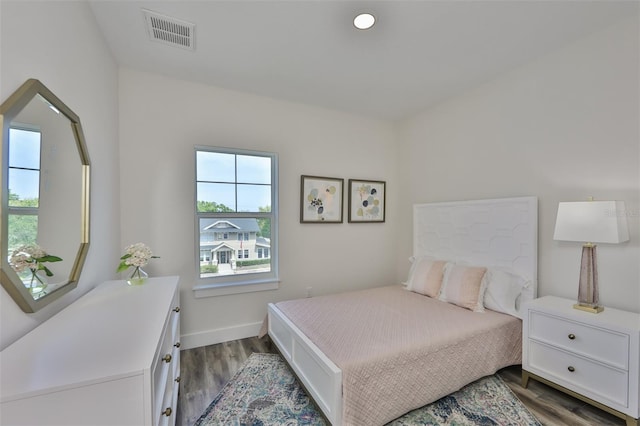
<box><xmin>1</xmin><ymin>79</ymin><xmax>90</xmax><ymax>312</ymax></box>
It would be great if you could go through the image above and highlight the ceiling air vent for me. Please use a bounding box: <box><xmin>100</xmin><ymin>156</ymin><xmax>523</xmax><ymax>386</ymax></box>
<box><xmin>142</xmin><ymin>9</ymin><xmax>195</xmax><ymax>51</ymax></box>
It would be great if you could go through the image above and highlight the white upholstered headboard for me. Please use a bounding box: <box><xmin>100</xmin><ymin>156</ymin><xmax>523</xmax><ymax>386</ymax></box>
<box><xmin>413</xmin><ymin>197</ymin><xmax>538</xmax><ymax>301</ymax></box>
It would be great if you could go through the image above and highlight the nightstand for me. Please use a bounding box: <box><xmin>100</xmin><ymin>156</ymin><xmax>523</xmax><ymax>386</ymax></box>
<box><xmin>522</xmin><ymin>296</ymin><xmax>639</xmax><ymax>426</ymax></box>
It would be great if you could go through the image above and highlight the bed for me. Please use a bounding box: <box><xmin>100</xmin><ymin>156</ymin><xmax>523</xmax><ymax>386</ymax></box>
<box><xmin>267</xmin><ymin>196</ymin><xmax>538</xmax><ymax>425</ymax></box>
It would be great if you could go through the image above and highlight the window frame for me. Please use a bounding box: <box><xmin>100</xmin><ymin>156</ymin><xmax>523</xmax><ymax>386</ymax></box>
<box><xmin>8</xmin><ymin>124</ymin><xmax>42</xmax><ymax>209</ymax></box>
<box><xmin>193</xmin><ymin>146</ymin><xmax>279</xmax><ymax>298</ymax></box>
<box><xmin>7</xmin><ymin>125</ymin><xmax>42</xmax><ymax>251</ymax></box>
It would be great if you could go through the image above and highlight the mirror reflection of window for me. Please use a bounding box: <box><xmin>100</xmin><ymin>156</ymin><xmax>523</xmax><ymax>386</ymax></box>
<box><xmin>8</xmin><ymin>126</ymin><xmax>41</xmax><ymax>206</ymax></box>
<box><xmin>7</xmin><ymin>126</ymin><xmax>41</xmax><ymax>255</ymax></box>
<box><xmin>1</xmin><ymin>79</ymin><xmax>91</xmax><ymax>312</ymax></box>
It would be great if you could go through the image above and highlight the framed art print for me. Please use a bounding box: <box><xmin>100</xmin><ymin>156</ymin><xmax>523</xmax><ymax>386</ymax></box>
<box><xmin>300</xmin><ymin>175</ymin><xmax>344</xmax><ymax>223</ymax></box>
<box><xmin>348</xmin><ymin>179</ymin><xmax>386</xmax><ymax>223</ymax></box>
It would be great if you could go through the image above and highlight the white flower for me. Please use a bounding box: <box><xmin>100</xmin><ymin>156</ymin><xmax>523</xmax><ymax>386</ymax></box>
<box><xmin>117</xmin><ymin>243</ymin><xmax>159</xmax><ymax>273</ymax></box>
<box><xmin>9</xmin><ymin>244</ymin><xmax>48</xmax><ymax>272</ymax></box>
<box><xmin>124</xmin><ymin>243</ymin><xmax>154</xmax><ymax>267</ymax></box>
<box><xmin>8</xmin><ymin>244</ymin><xmax>62</xmax><ymax>285</ymax></box>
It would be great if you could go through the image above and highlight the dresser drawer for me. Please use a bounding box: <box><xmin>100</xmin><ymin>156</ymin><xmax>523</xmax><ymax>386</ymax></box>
<box><xmin>158</xmin><ymin>347</ymin><xmax>180</xmax><ymax>426</ymax></box>
<box><xmin>153</xmin><ymin>334</ymin><xmax>175</xmax><ymax>418</ymax></box>
<box><xmin>153</xmin><ymin>294</ymin><xmax>180</xmax><ymax>425</ymax></box>
<box><xmin>528</xmin><ymin>340</ymin><xmax>629</xmax><ymax>408</ymax></box>
<box><xmin>529</xmin><ymin>311</ymin><xmax>629</xmax><ymax>370</ymax></box>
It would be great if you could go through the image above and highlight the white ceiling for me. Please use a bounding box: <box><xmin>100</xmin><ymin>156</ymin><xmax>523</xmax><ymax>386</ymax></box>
<box><xmin>88</xmin><ymin>1</ymin><xmax>637</xmax><ymax>121</ymax></box>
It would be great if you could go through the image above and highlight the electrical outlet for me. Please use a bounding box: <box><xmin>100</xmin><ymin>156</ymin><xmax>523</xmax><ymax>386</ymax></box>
<box><xmin>306</xmin><ymin>287</ymin><xmax>312</xmax><ymax>298</ymax></box>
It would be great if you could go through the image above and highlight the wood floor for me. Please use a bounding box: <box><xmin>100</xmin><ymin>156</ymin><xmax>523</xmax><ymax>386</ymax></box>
<box><xmin>176</xmin><ymin>336</ymin><xmax>625</xmax><ymax>426</ymax></box>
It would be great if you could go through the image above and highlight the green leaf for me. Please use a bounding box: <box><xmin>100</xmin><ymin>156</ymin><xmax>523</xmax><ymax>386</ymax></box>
<box><xmin>39</xmin><ymin>255</ymin><xmax>63</xmax><ymax>263</ymax></box>
<box><xmin>120</xmin><ymin>253</ymin><xmax>132</xmax><ymax>261</ymax></box>
<box><xmin>116</xmin><ymin>261</ymin><xmax>130</xmax><ymax>273</ymax></box>
<box><xmin>42</xmin><ymin>266</ymin><xmax>54</xmax><ymax>277</ymax></box>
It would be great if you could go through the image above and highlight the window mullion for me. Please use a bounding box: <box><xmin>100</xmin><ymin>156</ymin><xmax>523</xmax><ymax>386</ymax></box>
<box><xmin>234</xmin><ymin>154</ymin><xmax>238</xmax><ymax>212</ymax></box>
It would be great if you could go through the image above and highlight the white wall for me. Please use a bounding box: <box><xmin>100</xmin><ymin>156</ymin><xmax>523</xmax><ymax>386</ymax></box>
<box><xmin>397</xmin><ymin>17</ymin><xmax>640</xmax><ymax>313</ymax></box>
<box><xmin>117</xmin><ymin>69</ymin><xmax>399</xmax><ymax>348</ymax></box>
<box><xmin>2</xmin><ymin>3</ymin><xmax>637</xmax><ymax>353</ymax></box>
<box><xmin>0</xmin><ymin>1</ymin><xmax>120</xmax><ymax>349</ymax></box>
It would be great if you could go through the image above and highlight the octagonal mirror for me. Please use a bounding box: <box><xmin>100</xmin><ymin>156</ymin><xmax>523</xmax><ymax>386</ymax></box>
<box><xmin>1</xmin><ymin>79</ymin><xmax>90</xmax><ymax>312</ymax></box>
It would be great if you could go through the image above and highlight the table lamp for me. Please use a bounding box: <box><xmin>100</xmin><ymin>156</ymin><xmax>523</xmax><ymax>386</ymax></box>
<box><xmin>553</xmin><ymin>199</ymin><xmax>629</xmax><ymax>313</ymax></box>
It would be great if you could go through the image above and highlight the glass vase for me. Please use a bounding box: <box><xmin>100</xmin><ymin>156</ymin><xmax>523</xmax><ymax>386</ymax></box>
<box><xmin>127</xmin><ymin>267</ymin><xmax>148</xmax><ymax>286</ymax></box>
<box><xmin>28</xmin><ymin>270</ymin><xmax>48</xmax><ymax>296</ymax></box>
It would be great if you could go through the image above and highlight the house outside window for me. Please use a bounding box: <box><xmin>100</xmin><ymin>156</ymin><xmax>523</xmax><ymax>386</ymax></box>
<box><xmin>195</xmin><ymin>146</ymin><xmax>278</xmax><ymax>296</ymax></box>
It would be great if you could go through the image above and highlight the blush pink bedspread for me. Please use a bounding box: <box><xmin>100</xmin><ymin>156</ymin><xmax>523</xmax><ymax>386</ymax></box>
<box><xmin>275</xmin><ymin>285</ymin><xmax>522</xmax><ymax>426</ymax></box>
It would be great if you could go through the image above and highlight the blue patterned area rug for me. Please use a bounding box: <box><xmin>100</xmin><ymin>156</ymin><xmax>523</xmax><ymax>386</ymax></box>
<box><xmin>194</xmin><ymin>353</ymin><xmax>541</xmax><ymax>426</ymax></box>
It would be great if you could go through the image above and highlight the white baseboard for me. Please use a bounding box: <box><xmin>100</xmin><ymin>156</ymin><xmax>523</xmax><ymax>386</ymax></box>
<box><xmin>180</xmin><ymin>321</ymin><xmax>264</xmax><ymax>350</ymax></box>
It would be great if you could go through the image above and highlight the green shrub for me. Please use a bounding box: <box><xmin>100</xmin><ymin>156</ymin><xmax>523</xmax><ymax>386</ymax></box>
<box><xmin>201</xmin><ymin>264</ymin><xmax>219</xmax><ymax>273</ymax></box>
<box><xmin>236</xmin><ymin>259</ymin><xmax>270</xmax><ymax>268</ymax></box>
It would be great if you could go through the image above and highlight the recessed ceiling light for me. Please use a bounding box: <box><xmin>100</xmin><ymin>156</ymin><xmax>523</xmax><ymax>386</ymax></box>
<box><xmin>353</xmin><ymin>13</ymin><xmax>375</xmax><ymax>30</ymax></box>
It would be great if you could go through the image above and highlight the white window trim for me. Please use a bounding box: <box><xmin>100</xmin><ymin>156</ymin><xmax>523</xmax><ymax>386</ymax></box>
<box><xmin>193</xmin><ymin>278</ymin><xmax>280</xmax><ymax>298</ymax></box>
<box><xmin>194</xmin><ymin>146</ymin><xmax>279</xmax><ymax>298</ymax></box>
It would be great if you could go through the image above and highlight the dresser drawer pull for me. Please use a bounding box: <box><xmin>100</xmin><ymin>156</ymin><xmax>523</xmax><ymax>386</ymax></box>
<box><xmin>568</xmin><ymin>334</ymin><xmax>576</xmax><ymax>340</ymax></box>
<box><xmin>174</xmin><ymin>342</ymin><xmax>181</xmax><ymax>348</ymax></box>
<box><xmin>161</xmin><ymin>407</ymin><xmax>172</xmax><ymax>417</ymax></box>
<box><xmin>175</xmin><ymin>376</ymin><xmax>181</xmax><ymax>383</ymax></box>
<box><xmin>568</xmin><ymin>366</ymin><xmax>575</xmax><ymax>372</ymax></box>
<box><xmin>162</xmin><ymin>354</ymin><xmax>172</xmax><ymax>363</ymax></box>
<box><xmin>173</xmin><ymin>306</ymin><xmax>180</xmax><ymax>313</ymax></box>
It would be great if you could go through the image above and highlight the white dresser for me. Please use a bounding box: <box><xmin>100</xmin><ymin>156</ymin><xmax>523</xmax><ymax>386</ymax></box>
<box><xmin>523</xmin><ymin>295</ymin><xmax>639</xmax><ymax>426</ymax></box>
<box><xmin>0</xmin><ymin>276</ymin><xmax>181</xmax><ymax>426</ymax></box>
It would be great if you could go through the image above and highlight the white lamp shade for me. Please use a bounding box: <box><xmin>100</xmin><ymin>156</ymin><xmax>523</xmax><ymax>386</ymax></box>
<box><xmin>553</xmin><ymin>201</ymin><xmax>630</xmax><ymax>244</ymax></box>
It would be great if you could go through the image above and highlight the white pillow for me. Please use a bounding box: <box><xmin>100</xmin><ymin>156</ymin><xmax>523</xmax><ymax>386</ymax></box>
<box><xmin>483</xmin><ymin>269</ymin><xmax>531</xmax><ymax>317</ymax></box>
<box><xmin>404</xmin><ymin>256</ymin><xmax>447</xmax><ymax>298</ymax></box>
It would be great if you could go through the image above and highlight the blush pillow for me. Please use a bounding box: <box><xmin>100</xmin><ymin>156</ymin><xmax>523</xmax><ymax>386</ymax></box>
<box><xmin>404</xmin><ymin>257</ymin><xmax>447</xmax><ymax>298</ymax></box>
<box><xmin>438</xmin><ymin>264</ymin><xmax>488</xmax><ymax>312</ymax></box>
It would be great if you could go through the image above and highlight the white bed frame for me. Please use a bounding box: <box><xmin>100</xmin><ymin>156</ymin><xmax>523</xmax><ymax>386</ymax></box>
<box><xmin>268</xmin><ymin>196</ymin><xmax>538</xmax><ymax>425</ymax></box>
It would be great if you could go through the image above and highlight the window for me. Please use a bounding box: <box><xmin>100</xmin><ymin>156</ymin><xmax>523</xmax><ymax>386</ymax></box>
<box><xmin>200</xmin><ymin>250</ymin><xmax>211</xmax><ymax>262</ymax></box>
<box><xmin>257</xmin><ymin>247</ymin><xmax>270</xmax><ymax>259</ymax></box>
<box><xmin>7</xmin><ymin>126</ymin><xmax>41</xmax><ymax>253</ymax></box>
<box><xmin>195</xmin><ymin>147</ymin><xmax>278</xmax><ymax>296</ymax></box>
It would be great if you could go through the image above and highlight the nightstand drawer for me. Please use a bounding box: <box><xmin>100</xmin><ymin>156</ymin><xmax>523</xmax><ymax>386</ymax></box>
<box><xmin>529</xmin><ymin>340</ymin><xmax>628</xmax><ymax>408</ymax></box>
<box><xmin>529</xmin><ymin>311</ymin><xmax>629</xmax><ymax>370</ymax></box>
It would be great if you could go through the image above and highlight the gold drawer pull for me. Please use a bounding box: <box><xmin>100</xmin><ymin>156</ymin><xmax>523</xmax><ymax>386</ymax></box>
<box><xmin>174</xmin><ymin>342</ymin><xmax>181</xmax><ymax>348</ymax></box>
<box><xmin>568</xmin><ymin>334</ymin><xmax>576</xmax><ymax>340</ymax></box>
<box><xmin>568</xmin><ymin>366</ymin><xmax>575</xmax><ymax>372</ymax></box>
<box><xmin>175</xmin><ymin>376</ymin><xmax>181</xmax><ymax>383</ymax></box>
<box><xmin>162</xmin><ymin>354</ymin><xmax>172</xmax><ymax>363</ymax></box>
<box><xmin>162</xmin><ymin>407</ymin><xmax>172</xmax><ymax>417</ymax></box>
<box><xmin>173</xmin><ymin>306</ymin><xmax>180</xmax><ymax>313</ymax></box>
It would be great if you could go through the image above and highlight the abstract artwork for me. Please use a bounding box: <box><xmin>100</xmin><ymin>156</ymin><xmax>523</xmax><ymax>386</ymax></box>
<box><xmin>300</xmin><ymin>175</ymin><xmax>344</xmax><ymax>223</ymax></box>
<box><xmin>348</xmin><ymin>179</ymin><xmax>386</xmax><ymax>223</ymax></box>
